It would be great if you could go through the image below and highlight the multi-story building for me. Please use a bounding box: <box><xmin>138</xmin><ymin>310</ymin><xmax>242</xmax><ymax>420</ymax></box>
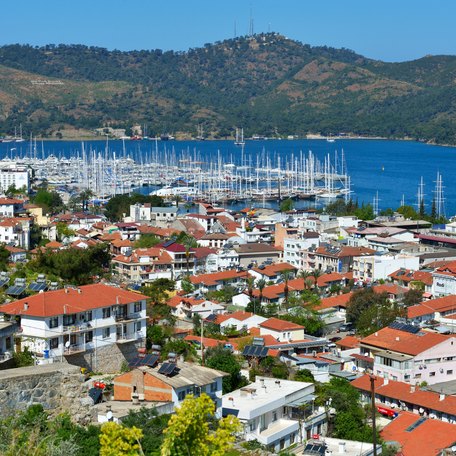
<box><xmin>283</xmin><ymin>233</ymin><xmax>320</xmax><ymax>270</ymax></box>
<box><xmin>432</xmin><ymin>261</ymin><xmax>456</xmax><ymax>297</ymax></box>
<box><xmin>314</xmin><ymin>245</ymin><xmax>375</xmax><ymax>273</ymax></box>
<box><xmin>114</xmin><ymin>361</ymin><xmax>226</xmax><ymax>416</ymax></box>
<box><xmin>352</xmin><ymin>253</ymin><xmax>419</xmax><ymax>284</ymax></box>
<box><xmin>0</xmin><ymin>284</ymin><xmax>148</xmax><ymax>361</ymax></box>
<box><xmin>359</xmin><ymin>323</ymin><xmax>456</xmax><ymax>385</ymax></box>
<box><xmin>0</xmin><ymin>166</ymin><xmax>30</xmax><ymax>193</ymax></box>
<box><xmin>222</xmin><ymin>376</ymin><xmax>326</xmax><ymax>452</ymax></box>
<box><xmin>128</xmin><ymin>203</ymin><xmax>178</xmax><ymax>227</ymax></box>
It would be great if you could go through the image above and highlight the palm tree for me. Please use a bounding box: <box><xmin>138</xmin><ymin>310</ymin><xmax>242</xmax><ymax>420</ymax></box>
<box><xmin>311</xmin><ymin>268</ymin><xmax>323</xmax><ymax>293</ymax></box>
<box><xmin>246</xmin><ymin>276</ymin><xmax>256</xmax><ymax>314</ymax></box>
<box><xmin>281</xmin><ymin>270</ymin><xmax>291</xmax><ymax>310</ymax></box>
<box><xmin>257</xmin><ymin>278</ymin><xmax>266</xmax><ymax>306</ymax></box>
<box><xmin>298</xmin><ymin>269</ymin><xmax>312</xmax><ymax>288</ymax></box>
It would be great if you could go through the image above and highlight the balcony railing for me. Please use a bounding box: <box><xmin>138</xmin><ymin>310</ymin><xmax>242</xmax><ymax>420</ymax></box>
<box><xmin>63</xmin><ymin>323</ymin><xmax>93</xmax><ymax>333</ymax></box>
<box><xmin>115</xmin><ymin>312</ymin><xmax>141</xmax><ymax>322</ymax></box>
<box><xmin>63</xmin><ymin>344</ymin><xmax>86</xmax><ymax>355</ymax></box>
<box><xmin>116</xmin><ymin>332</ymin><xmax>143</xmax><ymax>343</ymax></box>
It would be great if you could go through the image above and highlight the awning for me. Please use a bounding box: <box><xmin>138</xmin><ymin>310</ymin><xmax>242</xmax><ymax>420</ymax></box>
<box><xmin>288</xmin><ymin>394</ymin><xmax>316</xmax><ymax>407</ymax></box>
<box><xmin>351</xmin><ymin>353</ymin><xmax>374</xmax><ymax>363</ymax></box>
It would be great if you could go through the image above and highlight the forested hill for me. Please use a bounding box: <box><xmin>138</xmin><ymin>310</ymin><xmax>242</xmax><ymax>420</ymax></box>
<box><xmin>1</xmin><ymin>33</ymin><xmax>456</xmax><ymax>143</ymax></box>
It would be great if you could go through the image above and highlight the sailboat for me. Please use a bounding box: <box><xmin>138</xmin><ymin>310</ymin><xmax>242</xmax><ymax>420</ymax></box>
<box><xmin>234</xmin><ymin>128</ymin><xmax>245</xmax><ymax>146</ymax></box>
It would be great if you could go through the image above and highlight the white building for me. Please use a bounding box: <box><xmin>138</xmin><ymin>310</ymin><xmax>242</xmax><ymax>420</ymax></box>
<box><xmin>352</xmin><ymin>253</ymin><xmax>420</xmax><ymax>284</ymax></box>
<box><xmin>0</xmin><ymin>320</ymin><xmax>16</xmax><ymax>363</ymax></box>
<box><xmin>283</xmin><ymin>235</ymin><xmax>320</xmax><ymax>269</ymax></box>
<box><xmin>206</xmin><ymin>248</ymin><xmax>240</xmax><ymax>273</ymax></box>
<box><xmin>216</xmin><ymin>311</ymin><xmax>267</xmax><ymax>333</ymax></box>
<box><xmin>0</xmin><ymin>166</ymin><xmax>30</xmax><ymax>193</ymax></box>
<box><xmin>222</xmin><ymin>376</ymin><xmax>326</xmax><ymax>452</ymax></box>
<box><xmin>0</xmin><ymin>284</ymin><xmax>148</xmax><ymax>361</ymax></box>
<box><xmin>128</xmin><ymin>203</ymin><xmax>178</xmax><ymax>226</ymax></box>
<box><xmin>432</xmin><ymin>261</ymin><xmax>456</xmax><ymax>297</ymax></box>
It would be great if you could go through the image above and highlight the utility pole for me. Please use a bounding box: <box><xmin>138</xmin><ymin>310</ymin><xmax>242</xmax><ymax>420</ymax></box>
<box><xmin>370</xmin><ymin>374</ymin><xmax>378</xmax><ymax>456</ymax></box>
<box><xmin>201</xmin><ymin>317</ymin><xmax>204</xmax><ymax>366</ymax></box>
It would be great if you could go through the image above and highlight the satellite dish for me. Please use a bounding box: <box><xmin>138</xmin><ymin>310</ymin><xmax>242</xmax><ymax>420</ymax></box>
<box><xmin>106</xmin><ymin>411</ymin><xmax>113</xmax><ymax>421</ymax></box>
<box><xmin>65</xmin><ymin>341</ymin><xmax>70</xmax><ymax>348</ymax></box>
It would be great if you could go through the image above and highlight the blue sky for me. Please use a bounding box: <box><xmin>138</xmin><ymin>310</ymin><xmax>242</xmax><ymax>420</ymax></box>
<box><xmin>2</xmin><ymin>0</ymin><xmax>455</xmax><ymax>62</ymax></box>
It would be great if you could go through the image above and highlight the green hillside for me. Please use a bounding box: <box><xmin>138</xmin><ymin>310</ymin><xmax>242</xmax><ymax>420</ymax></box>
<box><xmin>1</xmin><ymin>33</ymin><xmax>456</xmax><ymax>143</ymax></box>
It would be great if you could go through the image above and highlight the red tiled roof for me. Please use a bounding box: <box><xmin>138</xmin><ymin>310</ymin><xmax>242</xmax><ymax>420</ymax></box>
<box><xmin>190</xmin><ymin>270</ymin><xmax>248</xmax><ymax>286</ymax></box>
<box><xmin>408</xmin><ymin>295</ymin><xmax>456</xmax><ymax>319</ymax></box>
<box><xmin>0</xmin><ymin>284</ymin><xmax>148</xmax><ymax>317</ymax></box>
<box><xmin>353</xmin><ymin>374</ymin><xmax>456</xmax><ymax>420</ymax></box>
<box><xmin>336</xmin><ymin>335</ymin><xmax>361</xmax><ymax>349</ymax></box>
<box><xmin>380</xmin><ymin>411</ymin><xmax>456</xmax><ymax>456</ymax></box>
<box><xmin>193</xmin><ymin>247</ymin><xmax>217</xmax><ymax>259</ymax></box>
<box><xmin>360</xmin><ymin>327</ymin><xmax>451</xmax><ymax>356</ymax></box>
<box><xmin>215</xmin><ymin>311</ymin><xmax>254</xmax><ymax>324</ymax></box>
<box><xmin>0</xmin><ymin>197</ymin><xmax>24</xmax><ymax>205</ymax></box>
<box><xmin>434</xmin><ymin>260</ymin><xmax>456</xmax><ymax>276</ymax></box>
<box><xmin>259</xmin><ymin>317</ymin><xmax>304</xmax><ymax>331</ymax></box>
<box><xmin>184</xmin><ymin>335</ymin><xmax>225</xmax><ymax>348</ymax></box>
<box><xmin>251</xmin><ymin>262</ymin><xmax>297</xmax><ymax>277</ymax></box>
<box><xmin>315</xmin><ymin>245</ymin><xmax>375</xmax><ymax>258</ymax></box>
<box><xmin>315</xmin><ymin>293</ymin><xmax>353</xmax><ymax>311</ymax></box>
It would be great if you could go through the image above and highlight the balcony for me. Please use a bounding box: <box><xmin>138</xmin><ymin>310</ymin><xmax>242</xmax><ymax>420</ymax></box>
<box><xmin>115</xmin><ymin>312</ymin><xmax>141</xmax><ymax>322</ymax></box>
<box><xmin>257</xmin><ymin>419</ymin><xmax>299</xmax><ymax>445</ymax></box>
<box><xmin>116</xmin><ymin>332</ymin><xmax>143</xmax><ymax>344</ymax></box>
<box><xmin>63</xmin><ymin>344</ymin><xmax>86</xmax><ymax>355</ymax></box>
<box><xmin>63</xmin><ymin>323</ymin><xmax>93</xmax><ymax>333</ymax></box>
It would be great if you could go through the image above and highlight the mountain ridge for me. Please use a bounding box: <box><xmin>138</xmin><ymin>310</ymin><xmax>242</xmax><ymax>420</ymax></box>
<box><xmin>1</xmin><ymin>33</ymin><xmax>456</xmax><ymax>143</ymax></box>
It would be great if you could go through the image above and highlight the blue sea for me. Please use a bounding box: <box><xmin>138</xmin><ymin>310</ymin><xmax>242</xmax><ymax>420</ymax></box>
<box><xmin>1</xmin><ymin>138</ymin><xmax>455</xmax><ymax>216</ymax></box>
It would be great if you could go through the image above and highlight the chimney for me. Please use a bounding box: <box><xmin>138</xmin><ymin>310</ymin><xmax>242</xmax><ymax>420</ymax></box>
<box><xmin>396</xmin><ymin>336</ymin><xmax>400</xmax><ymax>341</ymax></box>
<box><xmin>275</xmin><ymin>380</ymin><xmax>281</xmax><ymax>387</ymax></box>
<box><xmin>440</xmin><ymin>393</ymin><xmax>445</xmax><ymax>401</ymax></box>
<box><xmin>375</xmin><ymin>332</ymin><xmax>378</xmax><ymax>336</ymax></box>
<box><xmin>410</xmin><ymin>385</ymin><xmax>415</xmax><ymax>393</ymax></box>
<box><xmin>384</xmin><ymin>378</ymin><xmax>389</xmax><ymax>386</ymax></box>
<box><xmin>131</xmin><ymin>393</ymin><xmax>140</xmax><ymax>405</ymax></box>
<box><xmin>338</xmin><ymin>441</ymin><xmax>346</xmax><ymax>454</ymax></box>
<box><xmin>23</xmin><ymin>302</ymin><xmax>29</xmax><ymax>311</ymax></box>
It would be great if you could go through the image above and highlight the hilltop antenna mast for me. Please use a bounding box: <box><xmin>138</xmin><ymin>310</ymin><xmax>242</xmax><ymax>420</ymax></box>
<box><xmin>249</xmin><ymin>7</ymin><xmax>254</xmax><ymax>36</ymax></box>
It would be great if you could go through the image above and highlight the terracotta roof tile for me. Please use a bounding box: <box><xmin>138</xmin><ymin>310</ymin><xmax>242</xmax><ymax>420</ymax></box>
<box><xmin>0</xmin><ymin>284</ymin><xmax>148</xmax><ymax>318</ymax></box>
<box><xmin>259</xmin><ymin>317</ymin><xmax>304</xmax><ymax>331</ymax></box>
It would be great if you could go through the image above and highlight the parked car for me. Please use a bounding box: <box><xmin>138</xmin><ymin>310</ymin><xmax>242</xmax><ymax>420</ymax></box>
<box><xmin>338</xmin><ymin>322</ymin><xmax>353</xmax><ymax>333</ymax></box>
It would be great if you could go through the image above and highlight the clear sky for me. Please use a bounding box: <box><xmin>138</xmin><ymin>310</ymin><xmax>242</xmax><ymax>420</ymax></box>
<box><xmin>1</xmin><ymin>0</ymin><xmax>456</xmax><ymax>62</ymax></box>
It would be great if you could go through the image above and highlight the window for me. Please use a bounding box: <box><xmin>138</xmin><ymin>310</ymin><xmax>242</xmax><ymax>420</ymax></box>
<box><xmin>178</xmin><ymin>391</ymin><xmax>185</xmax><ymax>401</ymax></box>
<box><xmin>211</xmin><ymin>381</ymin><xmax>217</xmax><ymax>392</ymax></box>
<box><xmin>134</xmin><ymin>302</ymin><xmax>142</xmax><ymax>313</ymax></box>
<box><xmin>415</xmin><ymin>373</ymin><xmax>422</xmax><ymax>379</ymax></box>
<box><xmin>447</xmin><ymin>370</ymin><xmax>453</xmax><ymax>375</ymax></box>
<box><xmin>49</xmin><ymin>317</ymin><xmax>58</xmax><ymax>328</ymax></box>
<box><xmin>272</xmin><ymin>411</ymin><xmax>277</xmax><ymax>422</ymax></box>
<box><xmin>430</xmin><ymin>372</ymin><xmax>436</xmax><ymax>377</ymax></box>
<box><xmin>85</xmin><ymin>331</ymin><xmax>93</xmax><ymax>343</ymax></box>
<box><xmin>290</xmin><ymin>433</ymin><xmax>295</xmax><ymax>444</ymax></box>
<box><xmin>49</xmin><ymin>338</ymin><xmax>59</xmax><ymax>349</ymax></box>
<box><xmin>102</xmin><ymin>328</ymin><xmax>110</xmax><ymax>339</ymax></box>
<box><xmin>5</xmin><ymin>336</ymin><xmax>12</xmax><ymax>350</ymax></box>
<box><xmin>102</xmin><ymin>307</ymin><xmax>111</xmax><ymax>319</ymax></box>
<box><xmin>249</xmin><ymin>420</ymin><xmax>256</xmax><ymax>432</ymax></box>
<box><xmin>63</xmin><ymin>314</ymin><xmax>76</xmax><ymax>326</ymax></box>
<box><xmin>136</xmin><ymin>321</ymin><xmax>141</xmax><ymax>332</ymax></box>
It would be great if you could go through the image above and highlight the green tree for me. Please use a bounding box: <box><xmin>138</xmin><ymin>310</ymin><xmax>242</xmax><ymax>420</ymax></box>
<box><xmin>141</xmin><ymin>278</ymin><xmax>175</xmax><ymax>305</ymax></box>
<box><xmin>32</xmin><ymin>189</ymin><xmax>64</xmax><ymax>214</ymax></box>
<box><xmin>257</xmin><ymin>278</ymin><xmax>266</xmax><ymax>305</ymax></box>
<box><xmin>355</xmin><ymin>203</ymin><xmax>374</xmax><ymax>221</ymax></box>
<box><xmin>294</xmin><ymin>369</ymin><xmax>315</xmax><ymax>383</ymax></box>
<box><xmin>205</xmin><ymin>345</ymin><xmax>247</xmax><ymax>393</ymax></box>
<box><xmin>122</xmin><ymin>407</ymin><xmax>170</xmax><ymax>456</ymax></box>
<box><xmin>402</xmin><ymin>288</ymin><xmax>423</xmax><ymax>307</ymax></box>
<box><xmin>99</xmin><ymin>421</ymin><xmax>143</xmax><ymax>456</ymax></box>
<box><xmin>279</xmin><ymin>198</ymin><xmax>294</xmax><ymax>212</ymax></box>
<box><xmin>161</xmin><ymin>394</ymin><xmax>241</xmax><ymax>456</ymax></box>
<box><xmin>134</xmin><ymin>234</ymin><xmax>161</xmax><ymax>248</ymax></box>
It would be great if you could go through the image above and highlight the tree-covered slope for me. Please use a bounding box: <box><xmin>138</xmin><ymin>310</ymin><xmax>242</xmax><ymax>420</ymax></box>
<box><xmin>1</xmin><ymin>33</ymin><xmax>456</xmax><ymax>143</ymax></box>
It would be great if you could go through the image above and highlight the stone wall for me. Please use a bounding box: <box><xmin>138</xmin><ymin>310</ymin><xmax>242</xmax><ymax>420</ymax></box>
<box><xmin>0</xmin><ymin>363</ymin><xmax>94</xmax><ymax>424</ymax></box>
<box><xmin>63</xmin><ymin>340</ymin><xmax>142</xmax><ymax>373</ymax></box>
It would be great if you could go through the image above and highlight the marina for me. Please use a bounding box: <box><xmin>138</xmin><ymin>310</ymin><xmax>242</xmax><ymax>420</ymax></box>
<box><xmin>0</xmin><ymin>138</ymin><xmax>455</xmax><ymax>215</ymax></box>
